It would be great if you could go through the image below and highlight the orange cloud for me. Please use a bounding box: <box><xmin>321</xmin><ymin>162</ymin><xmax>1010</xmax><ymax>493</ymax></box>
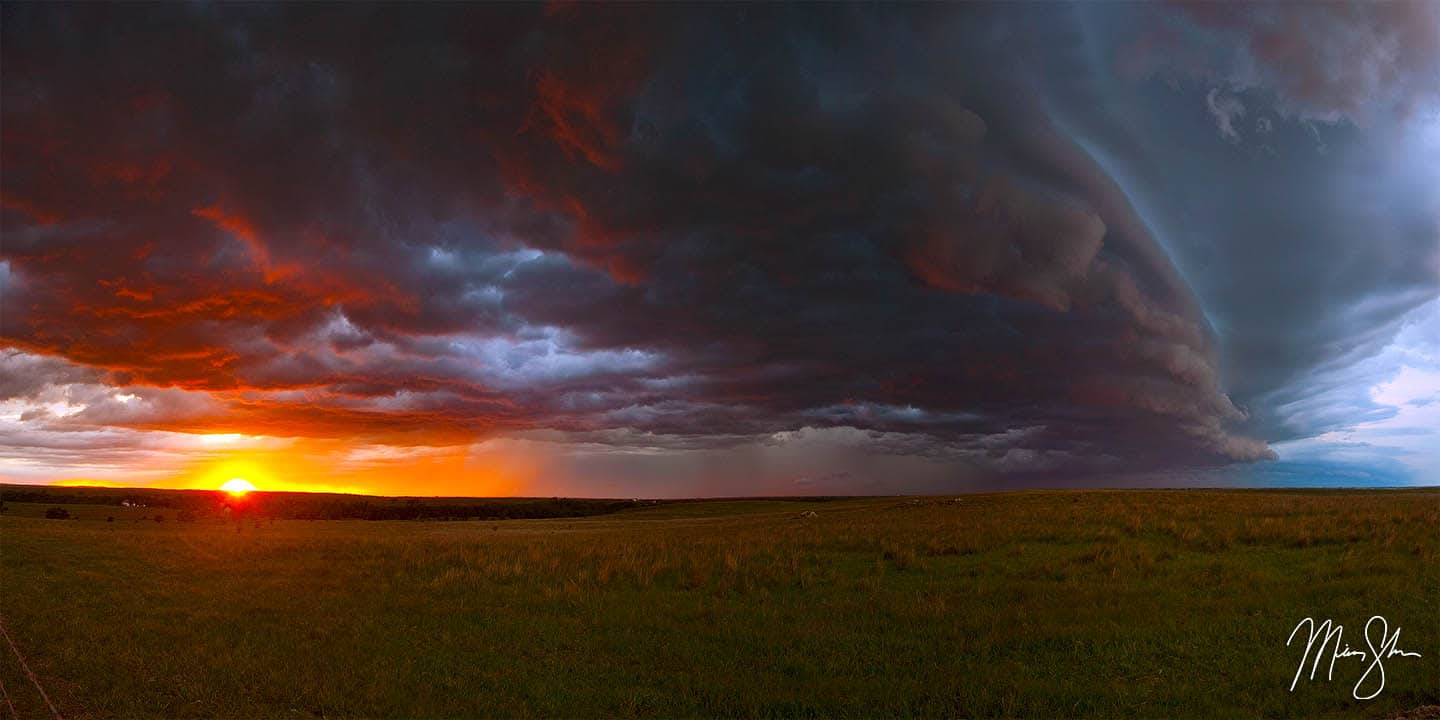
<box><xmin>192</xmin><ymin>205</ymin><xmax>297</xmax><ymax>283</ymax></box>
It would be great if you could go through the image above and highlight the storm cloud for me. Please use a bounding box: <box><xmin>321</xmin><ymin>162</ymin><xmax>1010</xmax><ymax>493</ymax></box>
<box><xmin>3</xmin><ymin>2</ymin><xmax>1436</xmax><ymax>492</ymax></box>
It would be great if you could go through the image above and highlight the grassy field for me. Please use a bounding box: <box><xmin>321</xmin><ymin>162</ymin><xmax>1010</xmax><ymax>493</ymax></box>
<box><xmin>1</xmin><ymin>490</ymin><xmax>1436</xmax><ymax>718</ymax></box>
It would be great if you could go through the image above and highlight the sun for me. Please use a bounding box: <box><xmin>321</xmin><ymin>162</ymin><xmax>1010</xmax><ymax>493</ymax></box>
<box><xmin>220</xmin><ymin>478</ymin><xmax>257</xmax><ymax>496</ymax></box>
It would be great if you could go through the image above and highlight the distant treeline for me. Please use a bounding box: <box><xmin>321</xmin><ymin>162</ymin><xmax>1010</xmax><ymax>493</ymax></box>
<box><xmin>0</xmin><ymin>487</ymin><xmax>190</xmax><ymax>508</ymax></box>
<box><xmin>1</xmin><ymin>485</ymin><xmax>850</xmax><ymax>522</ymax></box>
<box><xmin>0</xmin><ymin>485</ymin><xmax>648</xmax><ymax>521</ymax></box>
<box><xmin>261</xmin><ymin>496</ymin><xmax>640</xmax><ymax>521</ymax></box>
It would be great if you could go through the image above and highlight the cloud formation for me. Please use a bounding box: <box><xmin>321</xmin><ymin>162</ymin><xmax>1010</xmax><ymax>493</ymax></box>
<box><xmin>3</xmin><ymin>2</ymin><xmax>1435</xmax><ymax>491</ymax></box>
<box><xmin>1114</xmin><ymin>2</ymin><xmax>1440</xmax><ymax>128</ymax></box>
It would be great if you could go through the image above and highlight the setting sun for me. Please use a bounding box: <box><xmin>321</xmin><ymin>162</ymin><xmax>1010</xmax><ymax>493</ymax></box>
<box><xmin>220</xmin><ymin>478</ymin><xmax>257</xmax><ymax>496</ymax></box>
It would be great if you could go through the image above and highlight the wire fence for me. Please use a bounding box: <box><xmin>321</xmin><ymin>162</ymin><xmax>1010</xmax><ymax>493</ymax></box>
<box><xmin>0</xmin><ymin>617</ymin><xmax>62</xmax><ymax>720</ymax></box>
<box><xmin>0</xmin><ymin>673</ymin><xmax>20</xmax><ymax>719</ymax></box>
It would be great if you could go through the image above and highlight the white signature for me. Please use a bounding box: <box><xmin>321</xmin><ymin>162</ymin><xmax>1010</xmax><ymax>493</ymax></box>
<box><xmin>1288</xmin><ymin>616</ymin><xmax>1423</xmax><ymax>700</ymax></box>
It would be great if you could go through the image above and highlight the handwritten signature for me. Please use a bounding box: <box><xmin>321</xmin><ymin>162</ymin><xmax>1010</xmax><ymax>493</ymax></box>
<box><xmin>1288</xmin><ymin>616</ymin><xmax>1423</xmax><ymax>700</ymax></box>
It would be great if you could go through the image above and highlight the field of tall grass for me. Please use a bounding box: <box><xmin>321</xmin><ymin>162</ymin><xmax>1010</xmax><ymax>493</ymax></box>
<box><xmin>1</xmin><ymin>490</ymin><xmax>1436</xmax><ymax>718</ymax></box>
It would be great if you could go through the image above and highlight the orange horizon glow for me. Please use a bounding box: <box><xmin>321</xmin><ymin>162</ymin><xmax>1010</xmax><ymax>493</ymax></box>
<box><xmin>36</xmin><ymin>478</ymin><xmax>420</xmax><ymax>498</ymax></box>
<box><xmin>219</xmin><ymin>478</ymin><xmax>257</xmax><ymax>496</ymax></box>
<box><xmin>49</xmin><ymin>478</ymin><xmax>141</xmax><ymax>490</ymax></box>
<box><xmin>15</xmin><ymin>480</ymin><xmax>557</xmax><ymax>499</ymax></box>
<box><xmin>34</xmin><ymin>435</ymin><xmax>545</xmax><ymax>498</ymax></box>
<box><xmin>7</xmin><ymin>427</ymin><xmax>558</xmax><ymax>498</ymax></box>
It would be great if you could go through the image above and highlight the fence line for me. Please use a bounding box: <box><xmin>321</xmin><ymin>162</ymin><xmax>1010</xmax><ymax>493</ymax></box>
<box><xmin>0</xmin><ymin>674</ymin><xmax>19</xmax><ymax>719</ymax></box>
<box><xmin>0</xmin><ymin>617</ymin><xmax>61</xmax><ymax>720</ymax></box>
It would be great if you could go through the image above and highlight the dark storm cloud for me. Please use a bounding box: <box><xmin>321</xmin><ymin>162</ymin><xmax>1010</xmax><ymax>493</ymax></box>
<box><xmin>1129</xmin><ymin>1</ymin><xmax>1440</xmax><ymax>126</ymax></box>
<box><xmin>1067</xmin><ymin>2</ymin><xmax>1440</xmax><ymax>454</ymax></box>
<box><xmin>28</xmin><ymin>0</ymin><xmax>1440</xmax><ymax>485</ymax></box>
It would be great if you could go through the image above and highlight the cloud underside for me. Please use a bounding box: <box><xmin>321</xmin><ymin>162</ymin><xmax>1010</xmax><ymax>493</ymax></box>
<box><xmin>5</xmin><ymin>2</ymin><xmax>1435</xmax><ymax>486</ymax></box>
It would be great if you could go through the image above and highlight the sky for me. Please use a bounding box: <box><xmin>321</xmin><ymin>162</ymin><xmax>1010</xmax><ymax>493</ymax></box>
<box><xmin>2</xmin><ymin>2</ymin><xmax>1438</xmax><ymax>496</ymax></box>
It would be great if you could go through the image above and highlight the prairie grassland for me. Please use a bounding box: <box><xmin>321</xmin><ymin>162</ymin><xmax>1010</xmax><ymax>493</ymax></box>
<box><xmin>1</xmin><ymin>490</ymin><xmax>1437</xmax><ymax>718</ymax></box>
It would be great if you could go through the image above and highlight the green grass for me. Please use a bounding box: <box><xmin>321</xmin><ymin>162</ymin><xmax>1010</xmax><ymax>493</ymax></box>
<box><xmin>1</xmin><ymin>490</ymin><xmax>1437</xmax><ymax>718</ymax></box>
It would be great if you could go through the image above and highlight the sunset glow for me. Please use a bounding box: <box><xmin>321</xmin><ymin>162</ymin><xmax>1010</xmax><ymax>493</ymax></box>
<box><xmin>219</xmin><ymin>478</ymin><xmax>257</xmax><ymax>496</ymax></box>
